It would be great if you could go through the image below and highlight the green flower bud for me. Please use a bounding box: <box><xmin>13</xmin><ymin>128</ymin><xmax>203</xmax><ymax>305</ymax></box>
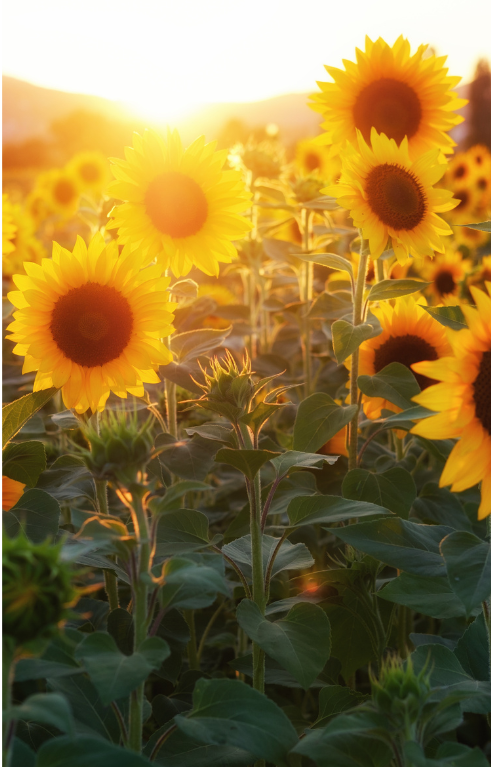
<box><xmin>3</xmin><ymin>534</ymin><xmax>78</xmax><ymax>647</ymax></box>
<box><xmin>371</xmin><ymin>656</ymin><xmax>431</xmax><ymax>725</ymax></box>
<box><xmin>82</xmin><ymin>411</ymin><xmax>154</xmax><ymax>483</ymax></box>
<box><xmin>194</xmin><ymin>351</ymin><xmax>255</xmax><ymax>422</ymax></box>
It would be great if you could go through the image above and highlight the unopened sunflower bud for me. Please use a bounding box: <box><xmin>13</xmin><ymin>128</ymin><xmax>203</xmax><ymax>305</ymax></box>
<box><xmin>371</xmin><ymin>656</ymin><xmax>431</xmax><ymax>724</ymax></box>
<box><xmin>3</xmin><ymin>534</ymin><xmax>78</xmax><ymax>647</ymax></box>
<box><xmin>82</xmin><ymin>410</ymin><xmax>154</xmax><ymax>484</ymax></box>
<box><xmin>194</xmin><ymin>351</ymin><xmax>255</xmax><ymax>422</ymax></box>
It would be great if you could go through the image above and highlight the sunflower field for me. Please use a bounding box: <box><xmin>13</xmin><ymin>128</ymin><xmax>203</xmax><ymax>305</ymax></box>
<box><xmin>3</xmin><ymin>35</ymin><xmax>491</xmax><ymax>767</ymax></box>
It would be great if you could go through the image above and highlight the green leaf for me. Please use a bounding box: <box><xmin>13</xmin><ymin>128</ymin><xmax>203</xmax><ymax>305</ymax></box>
<box><xmin>302</xmin><ymin>196</ymin><xmax>340</xmax><ymax>211</ymax></box>
<box><xmin>332</xmin><ymin>320</ymin><xmax>377</xmax><ymax>364</ymax></box>
<box><xmin>413</xmin><ymin>483</ymin><xmax>472</xmax><ymax>531</ymax></box>
<box><xmin>293</xmin><ymin>252</ymin><xmax>353</xmax><ymax>278</ymax></box>
<box><xmin>239</xmin><ymin>401</ymin><xmax>284</xmax><ymax>433</ymax></box>
<box><xmin>3</xmin><ymin>488</ymin><xmax>60</xmax><ymax>542</ymax></box>
<box><xmin>11</xmin><ymin>738</ymin><xmax>35</xmax><ymax>767</ymax></box>
<box><xmin>215</xmin><ymin>448</ymin><xmax>280</xmax><ymax>481</ymax></box>
<box><xmin>331</xmin><ymin>518</ymin><xmax>450</xmax><ymax>576</ymax></box>
<box><xmin>145</xmin><ymin>727</ymin><xmax>253</xmax><ymax>766</ymax></box>
<box><xmin>150</xmin><ymin>481</ymin><xmax>213</xmax><ymax>513</ymax></box>
<box><xmin>342</xmin><ymin>468</ymin><xmax>416</xmax><ymax>519</ymax></box>
<box><xmin>186</xmin><ymin>422</ymin><xmax>235</xmax><ymax>446</ymax></box>
<box><xmin>7</xmin><ymin>693</ymin><xmax>74</xmax><ymax>735</ymax></box>
<box><xmin>74</xmin><ymin>632</ymin><xmax>170</xmax><ymax>705</ymax></box>
<box><xmin>47</xmin><ymin>673</ymin><xmax>121</xmax><ymax>742</ymax></box>
<box><xmin>37</xmin><ymin>736</ymin><xmax>154</xmax><ymax>767</ymax></box>
<box><xmin>314</xmin><ymin>685</ymin><xmax>370</xmax><ymax>728</ymax></box>
<box><xmin>309</xmin><ymin>290</ymin><xmax>353</xmax><ymax>321</ymax></box>
<box><xmin>159</xmin><ymin>557</ymin><xmax>229</xmax><ymax>611</ymax></box>
<box><xmin>287</xmin><ymin>495</ymin><xmax>392</xmax><ymax>527</ymax></box>
<box><xmin>51</xmin><ymin>410</ymin><xmax>81</xmax><ymax>430</ymax></box>
<box><xmin>379</xmin><ymin>573</ymin><xmax>475</xmax><ymax>619</ymax></box>
<box><xmin>404</xmin><ymin>741</ymin><xmax>489</xmax><ymax>767</ymax></box>
<box><xmin>2</xmin><ymin>388</ymin><xmax>58</xmax><ymax>447</ymax></box>
<box><xmin>155</xmin><ymin>509</ymin><xmax>210</xmax><ymax>556</ymax></box>
<box><xmin>293</xmin><ymin>393</ymin><xmax>357</xmax><ymax>453</ymax></box>
<box><xmin>107</xmin><ymin>608</ymin><xmax>135</xmax><ymax>656</ymax></box>
<box><xmin>327</xmin><ymin>594</ymin><xmax>379</xmax><ymax>680</ymax></box>
<box><xmin>379</xmin><ymin>405</ymin><xmax>436</xmax><ymax>430</ymax></box>
<box><xmin>271</xmin><ymin>450</ymin><xmax>338</xmax><ymax>477</ymax></box>
<box><xmin>36</xmin><ymin>455</ymin><xmax>96</xmax><ymax>504</ymax></box>
<box><xmin>222</xmin><ymin>534</ymin><xmax>313</xmax><ymax>580</ymax></box>
<box><xmin>2</xmin><ymin>440</ymin><xmax>46</xmax><ymax>486</ymax></box>
<box><xmin>293</xmin><ymin>726</ymin><xmax>392</xmax><ymax>767</ymax></box>
<box><xmin>440</xmin><ymin>532</ymin><xmax>491</xmax><ymax>617</ymax></box>
<box><xmin>367</xmin><ymin>279</ymin><xmax>430</xmax><ymax>302</ymax></box>
<box><xmin>236</xmin><ymin>600</ymin><xmax>330</xmax><ymax>689</ymax></box>
<box><xmin>156</xmin><ymin>434</ymin><xmax>217</xmax><ymax>481</ymax></box>
<box><xmin>358</xmin><ymin>362</ymin><xmax>420</xmax><ymax>410</ymax></box>
<box><xmin>171</xmin><ymin>327</ymin><xmax>231</xmax><ymax>363</ymax></box>
<box><xmin>458</xmin><ymin>220</ymin><xmax>491</xmax><ymax>232</ymax></box>
<box><xmin>423</xmin><ymin>305</ymin><xmax>468</xmax><ymax>331</ymax></box>
<box><xmin>174</xmin><ymin>678</ymin><xmax>298</xmax><ymax>767</ymax></box>
<box><xmin>455</xmin><ymin>613</ymin><xmax>490</xmax><ymax>682</ymax></box>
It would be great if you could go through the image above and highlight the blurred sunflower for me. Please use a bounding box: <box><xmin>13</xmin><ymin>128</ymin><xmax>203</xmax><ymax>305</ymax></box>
<box><xmin>326</xmin><ymin>130</ymin><xmax>457</xmax><ymax>264</ymax></box>
<box><xmin>6</xmin><ymin>233</ymin><xmax>175</xmax><ymax>413</ymax></box>
<box><xmin>450</xmin><ymin>186</ymin><xmax>479</xmax><ymax>221</ymax></box>
<box><xmin>67</xmin><ymin>151</ymin><xmax>109</xmax><ymax>195</ymax></box>
<box><xmin>466</xmin><ymin>256</ymin><xmax>491</xmax><ymax>291</ymax></box>
<box><xmin>25</xmin><ymin>189</ymin><xmax>51</xmax><ymax>228</ymax></box>
<box><xmin>455</xmin><ymin>225</ymin><xmax>489</xmax><ymax>252</ymax></box>
<box><xmin>311</xmin><ymin>35</ymin><xmax>465</xmax><ymax>158</ymax></box>
<box><xmin>197</xmin><ymin>283</ymin><xmax>236</xmax><ymax>328</ymax></box>
<box><xmin>45</xmin><ymin>169</ymin><xmax>81</xmax><ymax>217</ymax></box>
<box><xmin>295</xmin><ymin>139</ymin><xmax>339</xmax><ymax>180</ymax></box>
<box><xmin>354</xmin><ymin>295</ymin><xmax>452</xmax><ymax>419</ymax></box>
<box><xmin>2</xmin><ymin>477</ymin><xmax>26</xmax><ymax>511</ymax></box>
<box><xmin>2</xmin><ymin>194</ymin><xmax>17</xmax><ymax>256</ymax></box>
<box><xmin>420</xmin><ymin>249</ymin><xmax>468</xmax><ymax>302</ymax></box>
<box><xmin>446</xmin><ymin>152</ymin><xmax>474</xmax><ymax>187</ymax></box>
<box><xmin>411</xmin><ymin>284</ymin><xmax>491</xmax><ymax>519</ymax></box>
<box><xmin>2</xmin><ymin>200</ymin><xmax>46</xmax><ymax>280</ymax></box>
<box><xmin>108</xmin><ymin>129</ymin><xmax>252</xmax><ymax>277</ymax></box>
<box><xmin>468</xmin><ymin>144</ymin><xmax>491</xmax><ymax>174</ymax></box>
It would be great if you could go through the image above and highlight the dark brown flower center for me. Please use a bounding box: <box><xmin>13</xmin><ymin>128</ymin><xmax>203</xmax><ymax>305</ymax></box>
<box><xmin>477</xmin><ymin>177</ymin><xmax>488</xmax><ymax>191</ymax></box>
<box><xmin>434</xmin><ymin>268</ymin><xmax>456</xmax><ymax>296</ymax></box>
<box><xmin>80</xmin><ymin>163</ymin><xmax>101</xmax><ymax>182</ymax></box>
<box><xmin>374</xmin><ymin>333</ymin><xmax>438</xmax><ymax>389</ymax></box>
<box><xmin>453</xmin><ymin>163</ymin><xmax>467</xmax><ymax>180</ymax></box>
<box><xmin>304</xmin><ymin>152</ymin><xmax>321</xmax><ymax>171</ymax></box>
<box><xmin>473</xmin><ymin>350</ymin><xmax>491</xmax><ymax>434</ymax></box>
<box><xmin>353</xmin><ymin>78</ymin><xmax>422</xmax><ymax>145</ymax></box>
<box><xmin>145</xmin><ymin>171</ymin><xmax>208</xmax><ymax>238</ymax></box>
<box><xmin>366</xmin><ymin>164</ymin><xmax>427</xmax><ymax>230</ymax></box>
<box><xmin>50</xmin><ymin>283</ymin><xmax>133</xmax><ymax>367</ymax></box>
<box><xmin>454</xmin><ymin>189</ymin><xmax>470</xmax><ymax>210</ymax></box>
<box><xmin>54</xmin><ymin>180</ymin><xmax>77</xmax><ymax>205</ymax></box>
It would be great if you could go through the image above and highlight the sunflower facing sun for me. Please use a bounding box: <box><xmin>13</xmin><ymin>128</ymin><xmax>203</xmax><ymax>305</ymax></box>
<box><xmin>107</xmin><ymin>129</ymin><xmax>252</xmax><ymax>277</ymax></box>
<box><xmin>420</xmin><ymin>249</ymin><xmax>469</xmax><ymax>302</ymax></box>
<box><xmin>6</xmin><ymin>234</ymin><xmax>176</xmax><ymax>414</ymax></box>
<box><xmin>411</xmin><ymin>284</ymin><xmax>491</xmax><ymax>519</ymax></box>
<box><xmin>326</xmin><ymin>129</ymin><xmax>457</xmax><ymax>264</ymax></box>
<box><xmin>311</xmin><ymin>35</ymin><xmax>466</xmax><ymax>158</ymax></box>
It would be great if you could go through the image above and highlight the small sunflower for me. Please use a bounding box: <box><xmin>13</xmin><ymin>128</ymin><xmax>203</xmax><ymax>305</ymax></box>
<box><xmin>67</xmin><ymin>151</ymin><xmax>109</xmax><ymax>195</ymax></box>
<box><xmin>446</xmin><ymin>152</ymin><xmax>474</xmax><ymax>187</ymax></box>
<box><xmin>450</xmin><ymin>186</ymin><xmax>479</xmax><ymax>222</ymax></box>
<box><xmin>25</xmin><ymin>189</ymin><xmax>51</xmax><ymax>228</ymax></box>
<box><xmin>420</xmin><ymin>249</ymin><xmax>469</xmax><ymax>302</ymax></box>
<box><xmin>2</xmin><ymin>194</ymin><xmax>17</xmax><ymax>256</ymax></box>
<box><xmin>107</xmin><ymin>129</ymin><xmax>252</xmax><ymax>277</ymax></box>
<box><xmin>45</xmin><ymin>169</ymin><xmax>81</xmax><ymax>217</ymax></box>
<box><xmin>468</xmin><ymin>144</ymin><xmax>491</xmax><ymax>174</ymax></box>
<box><xmin>326</xmin><ymin>130</ymin><xmax>457</xmax><ymax>264</ymax></box>
<box><xmin>2</xmin><ymin>199</ymin><xmax>45</xmax><ymax>280</ymax></box>
<box><xmin>311</xmin><ymin>36</ymin><xmax>465</xmax><ymax>158</ymax></box>
<box><xmin>6</xmin><ymin>233</ymin><xmax>176</xmax><ymax>414</ymax></box>
<box><xmin>455</xmin><ymin>224</ymin><xmax>489</xmax><ymax>252</ymax></box>
<box><xmin>295</xmin><ymin>139</ymin><xmax>340</xmax><ymax>181</ymax></box>
<box><xmin>355</xmin><ymin>295</ymin><xmax>452</xmax><ymax>419</ymax></box>
<box><xmin>411</xmin><ymin>284</ymin><xmax>491</xmax><ymax>519</ymax></box>
<box><xmin>2</xmin><ymin>477</ymin><xmax>26</xmax><ymax>511</ymax></box>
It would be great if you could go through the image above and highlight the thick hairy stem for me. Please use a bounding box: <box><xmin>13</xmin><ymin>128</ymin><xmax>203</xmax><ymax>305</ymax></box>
<box><xmin>348</xmin><ymin>236</ymin><xmax>369</xmax><ymax>471</ymax></box>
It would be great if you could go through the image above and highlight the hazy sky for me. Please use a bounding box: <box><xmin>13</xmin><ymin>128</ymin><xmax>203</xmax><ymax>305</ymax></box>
<box><xmin>3</xmin><ymin>0</ymin><xmax>491</xmax><ymax>121</ymax></box>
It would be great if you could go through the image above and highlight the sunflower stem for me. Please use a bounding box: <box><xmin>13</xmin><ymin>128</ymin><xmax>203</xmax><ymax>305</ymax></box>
<box><xmin>375</xmin><ymin>258</ymin><xmax>384</xmax><ymax>283</ymax></box>
<box><xmin>94</xmin><ymin>425</ymin><xmax>119</xmax><ymax>611</ymax></box>
<box><xmin>301</xmin><ymin>207</ymin><xmax>313</xmax><ymax>397</ymax></box>
<box><xmin>183</xmin><ymin>610</ymin><xmax>200</xmax><ymax>670</ymax></box>
<box><xmin>165</xmin><ymin>379</ymin><xmax>178</xmax><ymax>438</ymax></box>
<box><xmin>348</xmin><ymin>234</ymin><xmax>369</xmax><ymax>471</ymax></box>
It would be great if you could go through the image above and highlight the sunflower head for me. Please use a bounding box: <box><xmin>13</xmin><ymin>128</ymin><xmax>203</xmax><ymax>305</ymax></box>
<box><xmin>3</xmin><ymin>533</ymin><xmax>78</xmax><ymax>649</ymax></box>
<box><xmin>311</xmin><ymin>35</ymin><xmax>466</xmax><ymax>158</ymax></box>
<box><xmin>6</xmin><ymin>233</ymin><xmax>175</xmax><ymax>414</ymax></box>
<box><xmin>67</xmin><ymin>151</ymin><xmax>109</xmax><ymax>194</ymax></box>
<box><xmin>2</xmin><ymin>194</ymin><xmax>17</xmax><ymax>256</ymax></box>
<box><xmin>420</xmin><ymin>249</ymin><xmax>469</xmax><ymax>302</ymax></box>
<box><xmin>107</xmin><ymin>129</ymin><xmax>252</xmax><ymax>277</ymax></box>
<box><xmin>45</xmin><ymin>169</ymin><xmax>81</xmax><ymax>217</ymax></box>
<box><xmin>326</xmin><ymin>130</ymin><xmax>457</xmax><ymax>264</ymax></box>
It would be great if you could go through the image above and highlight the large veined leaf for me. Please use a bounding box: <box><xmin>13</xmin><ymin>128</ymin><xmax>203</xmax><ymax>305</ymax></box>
<box><xmin>37</xmin><ymin>736</ymin><xmax>154</xmax><ymax>767</ymax></box>
<box><xmin>440</xmin><ymin>532</ymin><xmax>491</xmax><ymax>617</ymax></box>
<box><xmin>287</xmin><ymin>495</ymin><xmax>392</xmax><ymax>527</ymax></box>
<box><xmin>159</xmin><ymin>557</ymin><xmax>229</xmax><ymax>611</ymax></box>
<box><xmin>342</xmin><ymin>468</ymin><xmax>416</xmax><ymax>519</ymax></box>
<box><xmin>379</xmin><ymin>573</ymin><xmax>479</xmax><ymax>619</ymax></box>
<box><xmin>6</xmin><ymin>693</ymin><xmax>74</xmax><ymax>735</ymax></box>
<box><xmin>270</xmin><ymin>450</ymin><xmax>338</xmax><ymax>477</ymax></box>
<box><xmin>215</xmin><ymin>448</ymin><xmax>280</xmax><ymax>481</ymax></box>
<box><xmin>358</xmin><ymin>362</ymin><xmax>420</xmax><ymax>411</ymax></box>
<box><xmin>156</xmin><ymin>434</ymin><xmax>217</xmax><ymax>481</ymax></box>
<box><xmin>367</xmin><ymin>278</ymin><xmax>430</xmax><ymax>302</ymax></box>
<box><xmin>2</xmin><ymin>440</ymin><xmax>46</xmax><ymax>486</ymax></box>
<box><xmin>2</xmin><ymin>388</ymin><xmax>58</xmax><ymax>447</ymax></box>
<box><xmin>222</xmin><ymin>534</ymin><xmax>314</xmax><ymax>580</ymax></box>
<box><xmin>155</xmin><ymin>509</ymin><xmax>210</xmax><ymax>556</ymax></box>
<box><xmin>423</xmin><ymin>305</ymin><xmax>467</xmax><ymax>331</ymax></box>
<box><xmin>332</xmin><ymin>320</ymin><xmax>378</xmax><ymax>364</ymax></box>
<box><xmin>293</xmin><ymin>393</ymin><xmax>357</xmax><ymax>453</ymax></box>
<box><xmin>171</xmin><ymin>327</ymin><xmax>231</xmax><ymax>363</ymax></box>
<box><xmin>3</xmin><ymin>488</ymin><xmax>60</xmax><ymax>542</ymax></box>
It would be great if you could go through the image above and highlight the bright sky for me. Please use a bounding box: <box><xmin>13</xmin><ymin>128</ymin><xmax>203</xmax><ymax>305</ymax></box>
<box><xmin>3</xmin><ymin>0</ymin><xmax>490</xmax><ymax>121</ymax></box>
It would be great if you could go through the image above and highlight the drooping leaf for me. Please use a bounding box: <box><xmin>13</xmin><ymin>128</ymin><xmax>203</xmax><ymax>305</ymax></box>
<box><xmin>423</xmin><ymin>305</ymin><xmax>468</xmax><ymax>331</ymax></box>
<box><xmin>215</xmin><ymin>448</ymin><xmax>280</xmax><ymax>481</ymax></box>
<box><xmin>74</xmin><ymin>632</ymin><xmax>170</xmax><ymax>705</ymax></box>
<box><xmin>458</xmin><ymin>220</ymin><xmax>491</xmax><ymax>232</ymax></box>
<box><xmin>367</xmin><ymin>278</ymin><xmax>430</xmax><ymax>302</ymax></box>
<box><xmin>358</xmin><ymin>362</ymin><xmax>420</xmax><ymax>410</ymax></box>
<box><xmin>309</xmin><ymin>290</ymin><xmax>353</xmax><ymax>321</ymax></box>
<box><xmin>403</xmin><ymin>741</ymin><xmax>489</xmax><ymax>767</ymax></box>
<box><xmin>2</xmin><ymin>387</ymin><xmax>58</xmax><ymax>447</ymax></box>
<box><xmin>314</xmin><ymin>685</ymin><xmax>370</xmax><ymax>728</ymax></box>
<box><xmin>342</xmin><ymin>468</ymin><xmax>416</xmax><ymax>519</ymax></box>
<box><xmin>107</xmin><ymin>608</ymin><xmax>135</xmax><ymax>656</ymax></box>
<box><xmin>37</xmin><ymin>736</ymin><xmax>154</xmax><ymax>767</ymax></box>
<box><xmin>7</xmin><ymin>692</ymin><xmax>74</xmax><ymax>735</ymax></box>
<box><xmin>455</xmin><ymin>613</ymin><xmax>490</xmax><ymax>682</ymax></box>
<box><xmin>412</xmin><ymin>483</ymin><xmax>472</xmax><ymax>531</ymax></box>
<box><xmin>174</xmin><ymin>678</ymin><xmax>298</xmax><ymax>767</ymax></box>
<box><xmin>440</xmin><ymin>532</ymin><xmax>491</xmax><ymax>617</ymax></box>
<box><xmin>47</xmin><ymin>673</ymin><xmax>121</xmax><ymax>742</ymax></box>
<box><xmin>145</xmin><ymin>727</ymin><xmax>253</xmax><ymax>766</ymax></box>
<box><xmin>185</xmin><ymin>422</ymin><xmax>235</xmax><ymax>446</ymax></box>
<box><xmin>159</xmin><ymin>557</ymin><xmax>229</xmax><ymax>611</ymax></box>
<box><xmin>156</xmin><ymin>434</ymin><xmax>217</xmax><ymax>481</ymax></box>
<box><xmin>221</xmin><ymin>534</ymin><xmax>314</xmax><ymax>580</ymax></box>
<box><xmin>293</xmin><ymin>252</ymin><xmax>353</xmax><ymax>278</ymax></box>
<box><xmin>3</xmin><ymin>488</ymin><xmax>60</xmax><ymax>542</ymax></box>
<box><xmin>236</xmin><ymin>600</ymin><xmax>330</xmax><ymax>689</ymax></box>
<box><xmin>270</xmin><ymin>450</ymin><xmax>338</xmax><ymax>478</ymax></box>
<box><xmin>332</xmin><ymin>320</ymin><xmax>378</xmax><ymax>364</ymax></box>
<box><xmin>379</xmin><ymin>573</ymin><xmax>476</xmax><ymax>619</ymax></box>
<box><xmin>155</xmin><ymin>509</ymin><xmax>210</xmax><ymax>556</ymax></box>
<box><xmin>330</xmin><ymin>518</ymin><xmax>450</xmax><ymax>576</ymax></box>
<box><xmin>292</xmin><ymin>722</ymin><xmax>392</xmax><ymax>767</ymax></box>
<box><xmin>293</xmin><ymin>393</ymin><xmax>357</xmax><ymax>453</ymax></box>
<box><xmin>2</xmin><ymin>440</ymin><xmax>46</xmax><ymax>486</ymax></box>
<box><xmin>36</xmin><ymin>455</ymin><xmax>97</xmax><ymax>504</ymax></box>
<box><xmin>287</xmin><ymin>495</ymin><xmax>392</xmax><ymax>528</ymax></box>
<box><xmin>171</xmin><ymin>327</ymin><xmax>231</xmax><ymax>363</ymax></box>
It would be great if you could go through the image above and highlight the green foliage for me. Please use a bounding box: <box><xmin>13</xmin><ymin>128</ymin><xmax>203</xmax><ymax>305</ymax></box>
<box><xmin>2</xmin><ymin>440</ymin><xmax>46</xmax><ymax>486</ymax></box>
<box><xmin>2</xmin><ymin>388</ymin><xmax>58</xmax><ymax>447</ymax></box>
<box><xmin>293</xmin><ymin>392</ymin><xmax>357</xmax><ymax>452</ymax></box>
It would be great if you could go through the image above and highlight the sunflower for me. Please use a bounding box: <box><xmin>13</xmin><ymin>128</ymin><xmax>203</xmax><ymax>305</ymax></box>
<box><xmin>420</xmin><ymin>249</ymin><xmax>469</xmax><ymax>302</ymax></box>
<box><xmin>446</xmin><ymin>152</ymin><xmax>474</xmax><ymax>187</ymax></box>
<box><xmin>467</xmin><ymin>144</ymin><xmax>491</xmax><ymax>174</ymax></box>
<box><xmin>2</xmin><ymin>194</ymin><xmax>17</xmax><ymax>256</ymax></box>
<box><xmin>107</xmin><ymin>129</ymin><xmax>252</xmax><ymax>277</ymax></box>
<box><xmin>449</xmin><ymin>186</ymin><xmax>479</xmax><ymax>222</ymax></box>
<box><xmin>45</xmin><ymin>169</ymin><xmax>81</xmax><ymax>217</ymax></box>
<box><xmin>466</xmin><ymin>256</ymin><xmax>491</xmax><ymax>292</ymax></box>
<box><xmin>355</xmin><ymin>295</ymin><xmax>452</xmax><ymax>420</ymax></box>
<box><xmin>6</xmin><ymin>233</ymin><xmax>176</xmax><ymax>414</ymax></box>
<box><xmin>2</xmin><ymin>200</ymin><xmax>46</xmax><ymax>280</ymax></box>
<box><xmin>295</xmin><ymin>139</ymin><xmax>341</xmax><ymax>181</ymax></box>
<box><xmin>311</xmin><ymin>36</ymin><xmax>465</xmax><ymax>158</ymax></box>
<box><xmin>2</xmin><ymin>477</ymin><xmax>26</xmax><ymax>511</ymax></box>
<box><xmin>25</xmin><ymin>188</ymin><xmax>51</xmax><ymax>228</ymax></box>
<box><xmin>326</xmin><ymin>130</ymin><xmax>457</xmax><ymax>264</ymax></box>
<box><xmin>318</xmin><ymin>425</ymin><xmax>348</xmax><ymax>457</ymax></box>
<box><xmin>455</xmin><ymin>224</ymin><xmax>489</xmax><ymax>252</ymax></box>
<box><xmin>411</xmin><ymin>284</ymin><xmax>491</xmax><ymax>519</ymax></box>
<box><xmin>67</xmin><ymin>151</ymin><xmax>109</xmax><ymax>195</ymax></box>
